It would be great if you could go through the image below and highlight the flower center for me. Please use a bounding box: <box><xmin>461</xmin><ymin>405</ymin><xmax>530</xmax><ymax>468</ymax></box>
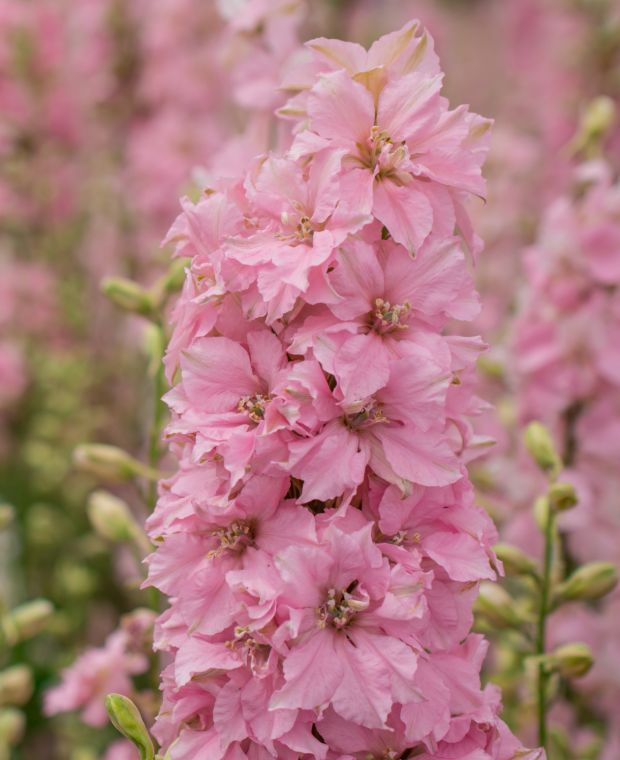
<box><xmin>227</xmin><ymin>626</ymin><xmax>271</xmax><ymax>674</ymax></box>
<box><xmin>208</xmin><ymin>519</ymin><xmax>254</xmax><ymax>558</ymax></box>
<box><xmin>277</xmin><ymin>207</ymin><xmax>315</xmax><ymax>245</ymax></box>
<box><xmin>237</xmin><ymin>393</ymin><xmax>269</xmax><ymax>423</ymax></box>
<box><xmin>295</xmin><ymin>215</ymin><xmax>314</xmax><ymax>241</ymax></box>
<box><xmin>371</xmin><ymin>297</ymin><xmax>411</xmax><ymax>334</ymax></box>
<box><xmin>317</xmin><ymin>585</ymin><xmax>369</xmax><ymax>630</ymax></box>
<box><xmin>359</xmin><ymin>126</ymin><xmax>409</xmax><ymax>180</ymax></box>
<box><xmin>343</xmin><ymin>399</ymin><xmax>387</xmax><ymax>431</ymax></box>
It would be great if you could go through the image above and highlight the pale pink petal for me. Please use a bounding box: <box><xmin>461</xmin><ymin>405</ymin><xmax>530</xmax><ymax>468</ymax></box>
<box><xmin>377</xmin><ymin>72</ymin><xmax>442</xmax><ymax>143</ymax></box>
<box><xmin>270</xmin><ymin>632</ymin><xmax>343</xmax><ymax>711</ymax></box>
<box><xmin>307</xmin><ymin>70</ymin><xmax>374</xmax><ymax>145</ymax></box>
<box><xmin>213</xmin><ymin>682</ymin><xmax>247</xmax><ymax>748</ymax></box>
<box><xmin>175</xmin><ymin>638</ymin><xmax>240</xmax><ymax>686</ymax></box>
<box><xmin>331</xmin><ymin>635</ymin><xmax>391</xmax><ymax>728</ymax></box>
<box><xmin>306</xmin><ymin>36</ymin><xmax>367</xmax><ymax>73</ymax></box>
<box><xmin>373</xmin><ymin>179</ymin><xmax>433</xmax><ymax>253</ymax></box>
<box><xmin>288</xmin><ymin>421</ymin><xmax>368</xmax><ymax>501</ymax></box>
<box><xmin>424</xmin><ymin>532</ymin><xmax>495</xmax><ymax>582</ymax></box>
<box><xmin>335</xmin><ymin>333</ymin><xmax>390</xmax><ymax>399</ymax></box>
<box><xmin>246</xmin><ymin>329</ymin><xmax>286</xmax><ymax>387</ymax></box>
<box><xmin>181</xmin><ymin>337</ymin><xmax>258</xmax><ymax>412</ymax></box>
<box><xmin>373</xmin><ymin>425</ymin><xmax>460</xmax><ymax>487</ymax></box>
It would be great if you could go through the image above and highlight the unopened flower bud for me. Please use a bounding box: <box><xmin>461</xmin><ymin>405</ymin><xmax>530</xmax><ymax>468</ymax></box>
<box><xmin>143</xmin><ymin>324</ymin><xmax>166</xmax><ymax>378</ymax></box>
<box><xmin>74</xmin><ymin>444</ymin><xmax>158</xmax><ymax>483</ymax></box>
<box><xmin>87</xmin><ymin>491</ymin><xmax>136</xmax><ymax>543</ymax></box>
<box><xmin>494</xmin><ymin>543</ymin><xmax>539</xmax><ymax>579</ymax></box>
<box><xmin>534</xmin><ymin>496</ymin><xmax>551</xmax><ymax>532</ymax></box>
<box><xmin>474</xmin><ymin>582</ymin><xmax>522</xmax><ymax>629</ymax></box>
<box><xmin>70</xmin><ymin>750</ymin><xmax>97</xmax><ymax>760</ymax></box>
<box><xmin>160</xmin><ymin>258</ymin><xmax>187</xmax><ymax>295</ymax></box>
<box><xmin>0</xmin><ymin>505</ymin><xmax>14</xmax><ymax>532</ymax></box>
<box><xmin>106</xmin><ymin>694</ymin><xmax>154</xmax><ymax>760</ymax></box>
<box><xmin>547</xmin><ymin>481</ymin><xmax>578</xmax><ymax>512</ymax></box>
<box><xmin>54</xmin><ymin>563</ymin><xmax>97</xmax><ymax>599</ymax></box>
<box><xmin>554</xmin><ymin>562</ymin><xmax>618</xmax><ymax>606</ymax></box>
<box><xmin>0</xmin><ymin>666</ymin><xmax>33</xmax><ymax>707</ymax></box>
<box><xmin>2</xmin><ymin>599</ymin><xmax>53</xmax><ymax>646</ymax></box>
<box><xmin>569</xmin><ymin>96</ymin><xmax>616</xmax><ymax>157</ymax></box>
<box><xmin>0</xmin><ymin>708</ymin><xmax>25</xmax><ymax>745</ymax></box>
<box><xmin>551</xmin><ymin>642</ymin><xmax>594</xmax><ymax>679</ymax></box>
<box><xmin>524</xmin><ymin>422</ymin><xmax>561</xmax><ymax>475</ymax></box>
<box><xmin>101</xmin><ymin>277</ymin><xmax>156</xmax><ymax>318</ymax></box>
<box><xmin>477</xmin><ymin>356</ymin><xmax>504</xmax><ymax>381</ymax></box>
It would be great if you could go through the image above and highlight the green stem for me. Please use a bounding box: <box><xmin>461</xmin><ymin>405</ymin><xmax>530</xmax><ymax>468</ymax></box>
<box><xmin>537</xmin><ymin>503</ymin><xmax>555</xmax><ymax>751</ymax></box>
<box><xmin>147</xmin><ymin>324</ymin><xmax>166</xmax><ymax>511</ymax></box>
<box><xmin>145</xmin><ymin>323</ymin><xmax>166</xmax><ymax>694</ymax></box>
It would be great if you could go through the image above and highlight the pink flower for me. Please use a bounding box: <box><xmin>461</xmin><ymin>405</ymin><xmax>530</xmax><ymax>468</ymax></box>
<box><xmin>44</xmin><ymin>630</ymin><xmax>148</xmax><ymax>727</ymax></box>
<box><xmin>269</xmin><ymin>524</ymin><xmax>423</xmax><ymax>728</ymax></box>
<box><xmin>224</xmin><ymin>152</ymin><xmax>371</xmax><ymax>322</ymax></box>
<box><xmin>283</xmin><ymin>24</ymin><xmax>491</xmax><ymax>254</ymax></box>
<box><xmin>287</xmin><ymin>353</ymin><xmax>459</xmax><ymax>500</ymax></box>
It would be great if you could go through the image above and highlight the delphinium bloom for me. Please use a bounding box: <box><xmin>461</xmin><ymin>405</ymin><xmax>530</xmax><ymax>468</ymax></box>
<box><xmin>44</xmin><ymin>625</ymin><xmax>150</xmax><ymax>728</ymax></box>
<box><xmin>146</xmin><ymin>21</ymin><xmax>541</xmax><ymax>760</ymax></box>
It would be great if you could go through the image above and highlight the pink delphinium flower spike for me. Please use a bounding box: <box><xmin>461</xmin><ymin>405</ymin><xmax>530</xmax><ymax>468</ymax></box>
<box><xmin>147</xmin><ymin>19</ymin><xmax>541</xmax><ymax>760</ymax></box>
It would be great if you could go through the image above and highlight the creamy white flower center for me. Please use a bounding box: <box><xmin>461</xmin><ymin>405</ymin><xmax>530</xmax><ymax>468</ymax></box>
<box><xmin>208</xmin><ymin>519</ymin><xmax>254</xmax><ymax>558</ymax></box>
<box><xmin>317</xmin><ymin>585</ymin><xmax>369</xmax><ymax>629</ymax></box>
<box><xmin>371</xmin><ymin>297</ymin><xmax>411</xmax><ymax>334</ymax></box>
<box><xmin>344</xmin><ymin>399</ymin><xmax>387</xmax><ymax>431</ymax></box>
<box><xmin>359</xmin><ymin>126</ymin><xmax>409</xmax><ymax>181</ymax></box>
<box><xmin>237</xmin><ymin>393</ymin><xmax>269</xmax><ymax>423</ymax></box>
<box><xmin>278</xmin><ymin>203</ymin><xmax>315</xmax><ymax>244</ymax></box>
<box><xmin>226</xmin><ymin>626</ymin><xmax>270</xmax><ymax>674</ymax></box>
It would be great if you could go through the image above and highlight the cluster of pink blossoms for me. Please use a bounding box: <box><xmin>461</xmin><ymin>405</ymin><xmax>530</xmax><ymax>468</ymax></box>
<box><xmin>44</xmin><ymin>610</ymin><xmax>155</xmax><ymax>729</ymax></box>
<box><xmin>146</xmin><ymin>22</ymin><xmax>540</xmax><ymax>760</ymax></box>
<box><xmin>512</xmin><ymin>159</ymin><xmax>620</xmax><ymax>560</ymax></box>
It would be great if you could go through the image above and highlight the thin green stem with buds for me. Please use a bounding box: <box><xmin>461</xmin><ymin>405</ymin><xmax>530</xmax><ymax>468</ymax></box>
<box><xmin>536</xmin><ymin>499</ymin><xmax>555</xmax><ymax>751</ymax></box>
<box><xmin>146</xmin><ymin>322</ymin><xmax>167</xmax><ymax>511</ymax></box>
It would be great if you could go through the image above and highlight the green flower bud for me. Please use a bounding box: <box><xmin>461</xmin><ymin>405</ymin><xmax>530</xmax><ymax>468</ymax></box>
<box><xmin>106</xmin><ymin>694</ymin><xmax>154</xmax><ymax>760</ymax></box>
<box><xmin>54</xmin><ymin>563</ymin><xmax>97</xmax><ymax>599</ymax></box>
<box><xmin>70</xmin><ymin>750</ymin><xmax>97</xmax><ymax>760</ymax></box>
<box><xmin>554</xmin><ymin>562</ymin><xmax>618</xmax><ymax>606</ymax></box>
<box><xmin>474</xmin><ymin>582</ymin><xmax>522</xmax><ymax>629</ymax></box>
<box><xmin>569</xmin><ymin>96</ymin><xmax>616</xmax><ymax>157</ymax></box>
<box><xmin>0</xmin><ymin>506</ymin><xmax>14</xmax><ymax>532</ymax></box>
<box><xmin>551</xmin><ymin>642</ymin><xmax>594</xmax><ymax>679</ymax></box>
<box><xmin>494</xmin><ymin>543</ymin><xmax>539</xmax><ymax>579</ymax></box>
<box><xmin>547</xmin><ymin>481</ymin><xmax>578</xmax><ymax>512</ymax></box>
<box><xmin>0</xmin><ymin>708</ymin><xmax>25</xmax><ymax>745</ymax></box>
<box><xmin>161</xmin><ymin>258</ymin><xmax>187</xmax><ymax>295</ymax></box>
<box><xmin>101</xmin><ymin>277</ymin><xmax>156</xmax><ymax>318</ymax></box>
<box><xmin>533</xmin><ymin>496</ymin><xmax>551</xmax><ymax>533</ymax></box>
<box><xmin>0</xmin><ymin>666</ymin><xmax>33</xmax><ymax>707</ymax></box>
<box><xmin>2</xmin><ymin>599</ymin><xmax>53</xmax><ymax>646</ymax></box>
<box><xmin>524</xmin><ymin>422</ymin><xmax>561</xmax><ymax>475</ymax></box>
<box><xmin>87</xmin><ymin>491</ymin><xmax>135</xmax><ymax>543</ymax></box>
<box><xmin>26</xmin><ymin>503</ymin><xmax>69</xmax><ymax>548</ymax></box>
<box><xmin>477</xmin><ymin>356</ymin><xmax>504</xmax><ymax>381</ymax></box>
<box><xmin>143</xmin><ymin>324</ymin><xmax>166</xmax><ymax>378</ymax></box>
<box><xmin>74</xmin><ymin>444</ymin><xmax>158</xmax><ymax>482</ymax></box>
